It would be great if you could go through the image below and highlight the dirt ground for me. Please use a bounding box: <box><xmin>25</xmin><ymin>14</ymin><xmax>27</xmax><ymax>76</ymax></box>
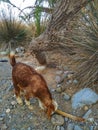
<box><xmin>0</xmin><ymin>53</ymin><xmax>98</xmax><ymax>130</ymax></box>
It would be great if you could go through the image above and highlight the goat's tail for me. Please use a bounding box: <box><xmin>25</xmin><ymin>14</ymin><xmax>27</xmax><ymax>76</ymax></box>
<box><xmin>9</xmin><ymin>51</ymin><xmax>16</xmax><ymax>67</ymax></box>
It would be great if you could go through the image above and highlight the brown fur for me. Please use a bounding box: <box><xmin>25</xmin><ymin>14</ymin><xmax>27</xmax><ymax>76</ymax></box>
<box><xmin>9</xmin><ymin>52</ymin><xmax>56</xmax><ymax>118</ymax></box>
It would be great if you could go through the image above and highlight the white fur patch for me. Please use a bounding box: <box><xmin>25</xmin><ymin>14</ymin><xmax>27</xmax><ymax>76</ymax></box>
<box><xmin>52</xmin><ymin>100</ymin><xmax>58</xmax><ymax>111</ymax></box>
<box><xmin>38</xmin><ymin>99</ymin><xmax>45</xmax><ymax>110</ymax></box>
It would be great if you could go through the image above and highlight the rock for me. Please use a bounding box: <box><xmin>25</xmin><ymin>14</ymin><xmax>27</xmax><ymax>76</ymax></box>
<box><xmin>66</xmin><ymin>123</ymin><xmax>74</xmax><ymax>130</ymax></box>
<box><xmin>84</xmin><ymin>126</ymin><xmax>90</xmax><ymax>130</ymax></box>
<box><xmin>0</xmin><ymin>117</ymin><xmax>4</xmax><ymax>121</ymax></box>
<box><xmin>6</xmin><ymin>108</ymin><xmax>10</xmax><ymax>113</ymax></box>
<box><xmin>71</xmin><ymin>88</ymin><xmax>98</xmax><ymax>109</ymax></box>
<box><xmin>73</xmin><ymin>79</ymin><xmax>78</xmax><ymax>84</ymax></box>
<box><xmin>74</xmin><ymin>125</ymin><xmax>83</xmax><ymax>130</ymax></box>
<box><xmin>67</xmin><ymin>74</ymin><xmax>73</xmax><ymax>79</ymax></box>
<box><xmin>1</xmin><ymin>124</ymin><xmax>8</xmax><ymax>130</ymax></box>
<box><xmin>0</xmin><ymin>97</ymin><xmax>2</xmax><ymax>103</ymax></box>
<box><xmin>56</xmin><ymin>87</ymin><xmax>62</xmax><ymax>93</ymax></box>
<box><xmin>11</xmin><ymin>101</ymin><xmax>17</xmax><ymax>106</ymax></box>
<box><xmin>56</xmin><ymin>126</ymin><xmax>61</xmax><ymax>130</ymax></box>
<box><xmin>83</xmin><ymin>109</ymin><xmax>92</xmax><ymax>119</ymax></box>
<box><xmin>7</xmin><ymin>85</ymin><xmax>14</xmax><ymax>92</ymax></box>
<box><xmin>94</xmin><ymin>126</ymin><xmax>98</xmax><ymax>130</ymax></box>
<box><xmin>90</xmin><ymin>126</ymin><xmax>94</xmax><ymax>130</ymax></box>
<box><xmin>55</xmin><ymin>76</ymin><xmax>63</xmax><ymax>84</ymax></box>
<box><xmin>51</xmin><ymin>114</ymin><xmax>64</xmax><ymax>126</ymax></box>
<box><xmin>56</xmin><ymin>70</ymin><xmax>63</xmax><ymax>75</ymax></box>
<box><xmin>66</xmin><ymin>80</ymin><xmax>72</xmax><ymax>84</ymax></box>
<box><xmin>64</xmin><ymin>117</ymin><xmax>69</xmax><ymax>122</ymax></box>
<box><xmin>62</xmin><ymin>92</ymin><xmax>71</xmax><ymax>101</ymax></box>
<box><xmin>27</xmin><ymin>127</ymin><xmax>32</xmax><ymax>130</ymax></box>
<box><xmin>83</xmin><ymin>106</ymin><xmax>89</xmax><ymax>111</ymax></box>
<box><xmin>61</xmin><ymin>126</ymin><xmax>65</xmax><ymax>130</ymax></box>
<box><xmin>87</xmin><ymin>118</ymin><xmax>94</xmax><ymax>123</ymax></box>
<box><xmin>16</xmin><ymin>46</ymin><xmax>25</xmax><ymax>53</ymax></box>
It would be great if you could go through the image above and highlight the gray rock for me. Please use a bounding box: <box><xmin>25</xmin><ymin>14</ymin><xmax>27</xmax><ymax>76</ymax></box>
<box><xmin>61</xmin><ymin>126</ymin><xmax>65</xmax><ymax>130</ymax></box>
<box><xmin>72</xmin><ymin>88</ymin><xmax>98</xmax><ymax>109</ymax></box>
<box><xmin>67</xmin><ymin>123</ymin><xmax>74</xmax><ymax>130</ymax></box>
<box><xmin>74</xmin><ymin>125</ymin><xmax>83</xmax><ymax>130</ymax></box>
<box><xmin>83</xmin><ymin>109</ymin><xmax>92</xmax><ymax>119</ymax></box>
<box><xmin>84</xmin><ymin>126</ymin><xmax>90</xmax><ymax>130</ymax></box>
<box><xmin>64</xmin><ymin>117</ymin><xmax>69</xmax><ymax>122</ymax></box>
<box><xmin>55</xmin><ymin>76</ymin><xmax>63</xmax><ymax>84</ymax></box>
<box><xmin>87</xmin><ymin>118</ymin><xmax>94</xmax><ymax>123</ymax></box>
<box><xmin>6</xmin><ymin>85</ymin><xmax>14</xmax><ymax>92</ymax></box>
<box><xmin>73</xmin><ymin>79</ymin><xmax>78</xmax><ymax>84</ymax></box>
<box><xmin>0</xmin><ymin>97</ymin><xmax>2</xmax><ymax>103</ymax></box>
<box><xmin>27</xmin><ymin>127</ymin><xmax>32</xmax><ymax>130</ymax></box>
<box><xmin>94</xmin><ymin>126</ymin><xmax>98</xmax><ymax>130</ymax></box>
<box><xmin>1</xmin><ymin>124</ymin><xmax>8</xmax><ymax>130</ymax></box>
<box><xmin>62</xmin><ymin>92</ymin><xmax>71</xmax><ymax>101</ymax></box>
<box><xmin>56</xmin><ymin>70</ymin><xmax>63</xmax><ymax>75</ymax></box>
<box><xmin>51</xmin><ymin>114</ymin><xmax>64</xmax><ymax>126</ymax></box>
<box><xmin>66</xmin><ymin>80</ymin><xmax>72</xmax><ymax>85</ymax></box>
<box><xmin>0</xmin><ymin>117</ymin><xmax>4</xmax><ymax>121</ymax></box>
<box><xmin>90</xmin><ymin>126</ymin><xmax>94</xmax><ymax>130</ymax></box>
<box><xmin>56</xmin><ymin>126</ymin><xmax>61</xmax><ymax>130</ymax></box>
<box><xmin>56</xmin><ymin>86</ymin><xmax>62</xmax><ymax>93</ymax></box>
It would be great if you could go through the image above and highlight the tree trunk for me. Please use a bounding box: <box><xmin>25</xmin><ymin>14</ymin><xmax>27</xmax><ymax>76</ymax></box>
<box><xmin>29</xmin><ymin>0</ymin><xmax>93</xmax><ymax>65</ymax></box>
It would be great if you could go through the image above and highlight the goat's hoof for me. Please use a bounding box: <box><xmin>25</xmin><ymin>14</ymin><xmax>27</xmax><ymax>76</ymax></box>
<box><xmin>16</xmin><ymin>97</ymin><xmax>23</xmax><ymax>105</ymax></box>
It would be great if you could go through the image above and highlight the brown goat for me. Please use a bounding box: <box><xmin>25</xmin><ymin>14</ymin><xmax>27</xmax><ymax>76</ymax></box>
<box><xmin>9</xmin><ymin>51</ymin><xmax>57</xmax><ymax>119</ymax></box>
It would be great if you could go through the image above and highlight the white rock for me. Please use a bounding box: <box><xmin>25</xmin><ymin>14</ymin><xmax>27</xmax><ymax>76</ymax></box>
<box><xmin>6</xmin><ymin>108</ymin><xmax>10</xmax><ymax>113</ymax></box>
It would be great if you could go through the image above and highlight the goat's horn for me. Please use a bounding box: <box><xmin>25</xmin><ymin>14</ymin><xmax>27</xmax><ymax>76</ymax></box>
<box><xmin>55</xmin><ymin>109</ymin><xmax>85</xmax><ymax>122</ymax></box>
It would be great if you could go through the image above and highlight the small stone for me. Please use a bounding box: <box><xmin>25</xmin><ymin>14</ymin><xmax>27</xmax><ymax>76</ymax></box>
<box><xmin>64</xmin><ymin>117</ymin><xmax>68</xmax><ymax>122</ymax></box>
<box><xmin>56</xmin><ymin>126</ymin><xmax>61</xmax><ymax>130</ymax></box>
<box><xmin>67</xmin><ymin>123</ymin><xmax>74</xmax><ymax>130</ymax></box>
<box><xmin>90</xmin><ymin>126</ymin><xmax>94</xmax><ymax>130</ymax></box>
<box><xmin>73</xmin><ymin>79</ymin><xmax>78</xmax><ymax>84</ymax></box>
<box><xmin>83</xmin><ymin>106</ymin><xmax>89</xmax><ymax>111</ymax></box>
<box><xmin>1</xmin><ymin>124</ymin><xmax>8</xmax><ymax>129</ymax></box>
<box><xmin>11</xmin><ymin>101</ymin><xmax>17</xmax><ymax>105</ymax></box>
<box><xmin>67</xmin><ymin>74</ymin><xmax>73</xmax><ymax>79</ymax></box>
<box><xmin>0</xmin><ymin>97</ymin><xmax>2</xmax><ymax>102</ymax></box>
<box><xmin>66</xmin><ymin>80</ymin><xmax>72</xmax><ymax>84</ymax></box>
<box><xmin>87</xmin><ymin>118</ymin><xmax>94</xmax><ymax>123</ymax></box>
<box><xmin>84</xmin><ymin>126</ymin><xmax>90</xmax><ymax>130</ymax></box>
<box><xmin>83</xmin><ymin>109</ymin><xmax>92</xmax><ymax>119</ymax></box>
<box><xmin>7</xmin><ymin>85</ymin><xmax>14</xmax><ymax>91</ymax></box>
<box><xmin>74</xmin><ymin>125</ymin><xmax>83</xmax><ymax>130</ymax></box>
<box><xmin>0</xmin><ymin>117</ymin><xmax>4</xmax><ymax>121</ymax></box>
<box><xmin>56</xmin><ymin>70</ymin><xmax>63</xmax><ymax>75</ymax></box>
<box><xmin>94</xmin><ymin>126</ymin><xmax>98</xmax><ymax>130</ymax></box>
<box><xmin>55</xmin><ymin>75</ymin><xmax>64</xmax><ymax>84</ymax></box>
<box><xmin>51</xmin><ymin>114</ymin><xmax>64</xmax><ymax>126</ymax></box>
<box><xmin>6</xmin><ymin>108</ymin><xmax>10</xmax><ymax>113</ymax></box>
<box><xmin>62</xmin><ymin>92</ymin><xmax>71</xmax><ymax>101</ymax></box>
<box><xmin>56</xmin><ymin>87</ymin><xmax>62</xmax><ymax>93</ymax></box>
<box><xmin>61</xmin><ymin>126</ymin><xmax>65</xmax><ymax>130</ymax></box>
<box><xmin>27</xmin><ymin>127</ymin><xmax>32</xmax><ymax>130</ymax></box>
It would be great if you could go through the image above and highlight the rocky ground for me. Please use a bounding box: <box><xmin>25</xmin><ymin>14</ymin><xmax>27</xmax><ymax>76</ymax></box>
<box><xmin>0</xmin><ymin>53</ymin><xmax>98</xmax><ymax>130</ymax></box>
